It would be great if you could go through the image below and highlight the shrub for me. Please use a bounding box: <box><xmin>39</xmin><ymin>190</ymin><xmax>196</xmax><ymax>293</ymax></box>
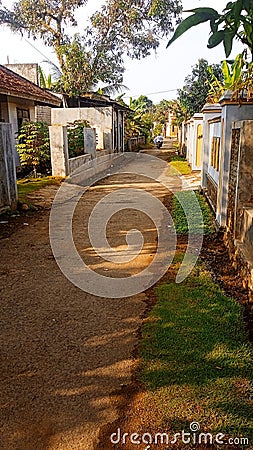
<box><xmin>16</xmin><ymin>121</ymin><xmax>50</xmax><ymax>178</ymax></box>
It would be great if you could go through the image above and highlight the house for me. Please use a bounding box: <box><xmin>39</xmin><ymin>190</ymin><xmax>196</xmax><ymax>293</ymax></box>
<box><xmin>0</xmin><ymin>64</ymin><xmax>61</xmax><ymax>146</ymax></box>
<box><xmin>0</xmin><ymin>64</ymin><xmax>61</xmax><ymax>212</ymax></box>
<box><xmin>165</xmin><ymin>109</ymin><xmax>178</xmax><ymax>138</ymax></box>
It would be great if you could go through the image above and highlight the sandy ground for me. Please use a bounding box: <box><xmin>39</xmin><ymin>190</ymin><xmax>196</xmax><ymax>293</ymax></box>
<box><xmin>0</xmin><ymin>147</ymin><xmax>177</xmax><ymax>450</ymax></box>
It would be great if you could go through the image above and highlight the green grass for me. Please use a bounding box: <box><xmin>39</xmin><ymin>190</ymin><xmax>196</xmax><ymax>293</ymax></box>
<box><xmin>170</xmin><ymin>155</ymin><xmax>186</xmax><ymax>162</ymax></box>
<box><xmin>139</xmin><ymin>262</ymin><xmax>253</xmax><ymax>441</ymax></box>
<box><xmin>17</xmin><ymin>176</ymin><xmax>62</xmax><ymax>203</ymax></box>
<box><xmin>168</xmin><ymin>160</ymin><xmax>191</xmax><ymax>175</ymax></box>
<box><xmin>172</xmin><ymin>191</ymin><xmax>215</xmax><ymax>235</ymax></box>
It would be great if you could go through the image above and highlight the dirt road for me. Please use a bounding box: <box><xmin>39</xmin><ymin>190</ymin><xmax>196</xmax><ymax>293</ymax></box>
<box><xmin>0</xmin><ymin>149</ymin><xmax>175</xmax><ymax>450</ymax></box>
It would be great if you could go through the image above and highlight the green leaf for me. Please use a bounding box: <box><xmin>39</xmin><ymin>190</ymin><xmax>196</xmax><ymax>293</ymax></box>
<box><xmin>233</xmin><ymin>0</ymin><xmax>243</xmax><ymax>23</ymax></box>
<box><xmin>207</xmin><ymin>30</ymin><xmax>225</xmax><ymax>48</ymax></box>
<box><xmin>222</xmin><ymin>60</ymin><xmax>232</xmax><ymax>88</ymax></box>
<box><xmin>242</xmin><ymin>0</ymin><xmax>252</xmax><ymax>13</ymax></box>
<box><xmin>210</xmin><ymin>19</ymin><xmax>218</xmax><ymax>33</ymax></box>
<box><xmin>223</xmin><ymin>30</ymin><xmax>236</xmax><ymax>57</ymax></box>
<box><xmin>185</xmin><ymin>7</ymin><xmax>220</xmax><ymax>19</ymax></box>
<box><xmin>167</xmin><ymin>11</ymin><xmax>217</xmax><ymax>47</ymax></box>
<box><xmin>231</xmin><ymin>53</ymin><xmax>243</xmax><ymax>85</ymax></box>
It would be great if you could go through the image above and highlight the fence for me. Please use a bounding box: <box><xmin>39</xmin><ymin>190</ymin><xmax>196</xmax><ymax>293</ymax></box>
<box><xmin>127</xmin><ymin>136</ymin><xmax>145</xmax><ymax>152</ymax></box>
<box><xmin>0</xmin><ymin>123</ymin><xmax>18</xmax><ymax>212</ymax></box>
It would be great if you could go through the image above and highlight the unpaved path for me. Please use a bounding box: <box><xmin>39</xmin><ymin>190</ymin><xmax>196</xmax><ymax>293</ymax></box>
<box><xmin>0</xmin><ymin>149</ymin><xmax>175</xmax><ymax>450</ymax></box>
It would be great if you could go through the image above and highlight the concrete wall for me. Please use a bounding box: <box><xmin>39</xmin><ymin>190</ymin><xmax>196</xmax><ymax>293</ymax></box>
<box><xmin>5</xmin><ymin>63</ymin><xmax>39</xmax><ymax>85</ymax></box>
<box><xmin>217</xmin><ymin>96</ymin><xmax>253</xmax><ymax>226</ymax></box>
<box><xmin>51</xmin><ymin>107</ymin><xmax>113</xmax><ymax>151</ymax></box>
<box><xmin>223</xmin><ymin>119</ymin><xmax>253</xmax><ymax>302</ymax></box>
<box><xmin>186</xmin><ymin>114</ymin><xmax>203</xmax><ymax>170</ymax></box>
<box><xmin>0</xmin><ymin>123</ymin><xmax>17</xmax><ymax>212</ymax></box>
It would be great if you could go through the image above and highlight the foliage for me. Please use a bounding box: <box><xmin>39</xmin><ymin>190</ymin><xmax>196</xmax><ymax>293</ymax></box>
<box><xmin>139</xmin><ymin>260</ymin><xmax>253</xmax><ymax>438</ymax></box>
<box><xmin>177</xmin><ymin>59</ymin><xmax>223</xmax><ymax>118</ymax></box>
<box><xmin>67</xmin><ymin>120</ymin><xmax>90</xmax><ymax>158</ymax></box>
<box><xmin>8</xmin><ymin>0</ymin><xmax>88</xmax><ymax>66</ymax></box>
<box><xmin>90</xmin><ymin>0</ymin><xmax>183</xmax><ymax>60</ymax></box>
<box><xmin>121</xmin><ymin>95</ymin><xmax>154</xmax><ymax>141</ymax></box>
<box><xmin>38</xmin><ymin>66</ymin><xmax>53</xmax><ymax>89</ymax></box>
<box><xmin>153</xmin><ymin>99</ymin><xmax>171</xmax><ymax>124</ymax></box>
<box><xmin>168</xmin><ymin>99</ymin><xmax>189</xmax><ymax>125</ymax></box>
<box><xmin>153</xmin><ymin>123</ymin><xmax>163</xmax><ymax>136</ymax></box>
<box><xmin>0</xmin><ymin>1</ymin><xmax>183</xmax><ymax>96</ymax></box>
<box><xmin>167</xmin><ymin>1</ymin><xmax>253</xmax><ymax>59</ymax></box>
<box><xmin>16</xmin><ymin>121</ymin><xmax>50</xmax><ymax>178</ymax></box>
<box><xmin>53</xmin><ymin>34</ymin><xmax>126</xmax><ymax>96</ymax></box>
<box><xmin>172</xmin><ymin>191</ymin><xmax>215</xmax><ymax>234</ymax></box>
<box><xmin>207</xmin><ymin>51</ymin><xmax>253</xmax><ymax>102</ymax></box>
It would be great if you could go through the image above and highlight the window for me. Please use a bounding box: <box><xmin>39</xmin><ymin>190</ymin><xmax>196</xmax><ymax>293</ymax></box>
<box><xmin>210</xmin><ymin>137</ymin><xmax>220</xmax><ymax>171</ymax></box>
<box><xmin>17</xmin><ymin>108</ymin><xmax>30</xmax><ymax>130</ymax></box>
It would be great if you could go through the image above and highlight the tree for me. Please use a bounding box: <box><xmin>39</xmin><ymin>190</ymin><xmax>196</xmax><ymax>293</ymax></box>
<box><xmin>53</xmin><ymin>34</ymin><xmax>125</xmax><ymax>96</ymax></box>
<box><xmin>0</xmin><ymin>0</ymin><xmax>183</xmax><ymax>95</ymax></box>
<box><xmin>117</xmin><ymin>95</ymin><xmax>154</xmax><ymax>141</ymax></box>
<box><xmin>6</xmin><ymin>0</ymin><xmax>88</xmax><ymax>68</ymax></box>
<box><xmin>90</xmin><ymin>0</ymin><xmax>183</xmax><ymax>60</ymax></box>
<box><xmin>16</xmin><ymin>121</ymin><xmax>50</xmax><ymax>178</ymax></box>
<box><xmin>177</xmin><ymin>59</ymin><xmax>223</xmax><ymax>118</ymax></box>
<box><xmin>167</xmin><ymin>1</ymin><xmax>253</xmax><ymax>59</ymax></box>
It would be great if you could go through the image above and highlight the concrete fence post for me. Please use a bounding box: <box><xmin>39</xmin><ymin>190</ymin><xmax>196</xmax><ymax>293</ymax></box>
<box><xmin>0</xmin><ymin>123</ymin><xmax>17</xmax><ymax>211</ymax></box>
<box><xmin>49</xmin><ymin>125</ymin><xmax>69</xmax><ymax>177</ymax></box>
<box><xmin>84</xmin><ymin>127</ymin><xmax>96</xmax><ymax>160</ymax></box>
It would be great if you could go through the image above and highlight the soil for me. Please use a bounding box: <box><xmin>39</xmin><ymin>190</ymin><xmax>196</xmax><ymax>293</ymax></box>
<box><xmin>0</xmin><ymin>146</ymin><xmax>251</xmax><ymax>450</ymax></box>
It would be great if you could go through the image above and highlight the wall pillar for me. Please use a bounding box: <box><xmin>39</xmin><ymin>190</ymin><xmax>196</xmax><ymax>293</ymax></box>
<box><xmin>83</xmin><ymin>128</ymin><xmax>96</xmax><ymax>160</ymax></box>
<box><xmin>201</xmin><ymin>103</ymin><xmax>222</xmax><ymax>188</ymax></box>
<box><xmin>49</xmin><ymin>125</ymin><xmax>69</xmax><ymax>177</ymax></box>
<box><xmin>0</xmin><ymin>123</ymin><xmax>17</xmax><ymax>211</ymax></box>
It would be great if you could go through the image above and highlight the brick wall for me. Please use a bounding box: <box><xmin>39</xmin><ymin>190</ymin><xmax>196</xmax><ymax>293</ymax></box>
<box><xmin>206</xmin><ymin>174</ymin><xmax>218</xmax><ymax>212</ymax></box>
<box><xmin>35</xmin><ymin>106</ymin><xmax>51</xmax><ymax>125</ymax></box>
<box><xmin>226</xmin><ymin>128</ymin><xmax>241</xmax><ymax>236</ymax></box>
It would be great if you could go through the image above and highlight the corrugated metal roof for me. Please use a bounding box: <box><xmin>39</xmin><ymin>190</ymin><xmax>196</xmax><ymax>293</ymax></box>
<box><xmin>0</xmin><ymin>64</ymin><xmax>61</xmax><ymax>106</ymax></box>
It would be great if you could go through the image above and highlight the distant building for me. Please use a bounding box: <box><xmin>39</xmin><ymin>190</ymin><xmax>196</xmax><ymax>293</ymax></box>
<box><xmin>166</xmin><ymin>109</ymin><xmax>178</xmax><ymax>138</ymax></box>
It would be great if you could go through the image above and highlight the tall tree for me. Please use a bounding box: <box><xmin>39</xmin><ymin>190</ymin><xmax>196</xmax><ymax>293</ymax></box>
<box><xmin>5</xmin><ymin>0</ymin><xmax>88</xmax><ymax>69</ymax></box>
<box><xmin>0</xmin><ymin>0</ymin><xmax>182</xmax><ymax>95</ymax></box>
<box><xmin>90</xmin><ymin>0</ymin><xmax>182</xmax><ymax>59</ymax></box>
<box><xmin>177</xmin><ymin>59</ymin><xmax>223</xmax><ymax>118</ymax></box>
<box><xmin>53</xmin><ymin>34</ymin><xmax>125</xmax><ymax>96</ymax></box>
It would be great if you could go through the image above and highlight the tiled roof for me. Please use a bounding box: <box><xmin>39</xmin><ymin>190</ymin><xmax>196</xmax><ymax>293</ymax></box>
<box><xmin>0</xmin><ymin>64</ymin><xmax>61</xmax><ymax>106</ymax></box>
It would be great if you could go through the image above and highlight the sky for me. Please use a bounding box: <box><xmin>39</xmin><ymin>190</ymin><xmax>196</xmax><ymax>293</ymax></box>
<box><xmin>0</xmin><ymin>0</ymin><xmax>243</xmax><ymax>104</ymax></box>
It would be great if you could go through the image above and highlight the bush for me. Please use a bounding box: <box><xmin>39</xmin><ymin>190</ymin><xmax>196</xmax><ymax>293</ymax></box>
<box><xmin>16</xmin><ymin>121</ymin><xmax>50</xmax><ymax>178</ymax></box>
<box><xmin>67</xmin><ymin>120</ymin><xmax>90</xmax><ymax>158</ymax></box>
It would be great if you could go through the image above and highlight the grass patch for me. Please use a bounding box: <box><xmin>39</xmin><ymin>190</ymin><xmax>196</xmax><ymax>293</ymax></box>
<box><xmin>17</xmin><ymin>176</ymin><xmax>62</xmax><ymax>203</ymax></box>
<box><xmin>170</xmin><ymin>155</ymin><xmax>186</xmax><ymax>162</ymax></box>
<box><xmin>168</xmin><ymin>160</ymin><xmax>191</xmax><ymax>175</ymax></box>
<box><xmin>139</xmin><ymin>263</ymin><xmax>253</xmax><ymax>440</ymax></box>
<box><xmin>172</xmin><ymin>191</ymin><xmax>215</xmax><ymax>235</ymax></box>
